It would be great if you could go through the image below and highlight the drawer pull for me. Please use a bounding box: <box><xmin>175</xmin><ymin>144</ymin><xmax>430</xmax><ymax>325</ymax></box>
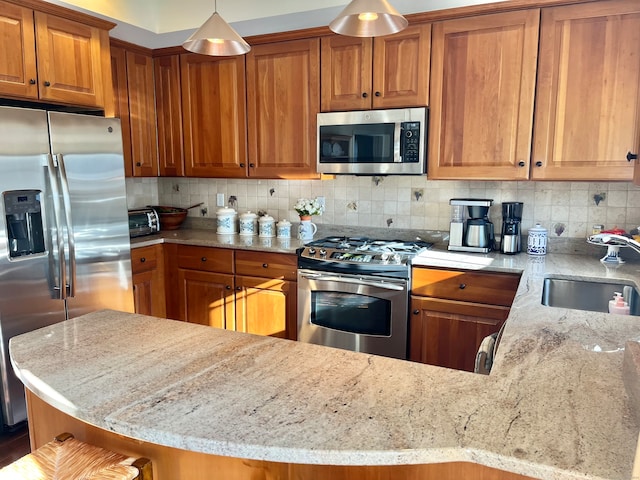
<box><xmin>140</xmin><ymin>257</ymin><xmax>146</xmax><ymax>263</ymax></box>
<box><xmin>201</xmin><ymin>257</ymin><xmax>207</xmax><ymax>262</ymax></box>
<box><xmin>459</xmin><ymin>283</ymin><xmax>466</xmax><ymax>289</ymax></box>
<box><xmin>225</xmin><ymin>285</ymin><xmax>231</xmax><ymax>290</ymax></box>
<box><xmin>412</xmin><ymin>309</ymin><xmax>420</xmax><ymax>315</ymax></box>
<box><xmin>262</xmin><ymin>263</ymin><xmax>268</xmax><ymax>268</ymax></box>
<box><xmin>44</xmin><ymin>81</ymin><xmax>51</xmax><ymax>87</ymax></box>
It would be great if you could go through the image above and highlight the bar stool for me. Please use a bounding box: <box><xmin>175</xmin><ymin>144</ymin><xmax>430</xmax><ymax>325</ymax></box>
<box><xmin>0</xmin><ymin>432</ymin><xmax>152</xmax><ymax>479</ymax></box>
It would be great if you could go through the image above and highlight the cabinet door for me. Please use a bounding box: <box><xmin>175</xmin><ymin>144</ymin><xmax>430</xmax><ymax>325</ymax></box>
<box><xmin>372</xmin><ymin>24</ymin><xmax>431</xmax><ymax>109</ymax></box>
<box><xmin>131</xmin><ymin>245</ymin><xmax>166</xmax><ymax>317</ymax></box>
<box><xmin>428</xmin><ymin>10</ymin><xmax>539</xmax><ymax>180</ymax></box>
<box><xmin>126</xmin><ymin>51</ymin><xmax>158</xmax><ymax>177</ymax></box>
<box><xmin>532</xmin><ymin>0</ymin><xmax>640</xmax><ymax>181</ymax></box>
<box><xmin>110</xmin><ymin>45</ymin><xmax>133</xmax><ymax>177</ymax></box>
<box><xmin>410</xmin><ymin>296</ymin><xmax>505</xmax><ymax>372</ymax></box>
<box><xmin>0</xmin><ymin>1</ymin><xmax>38</xmax><ymax>99</ymax></box>
<box><xmin>321</xmin><ymin>35</ymin><xmax>372</xmax><ymax>112</ymax></box>
<box><xmin>180</xmin><ymin>53</ymin><xmax>247</xmax><ymax>178</ymax></box>
<box><xmin>178</xmin><ymin>269</ymin><xmax>235</xmax><ymax>329</ymax></box>
<box><xmin>34</xmin><ymin>12</ymin><xmax>105</xmax><ymax>107</ymax></box>
<box><xmin>246</xmin><ymin>38</ymin><xmax>320</xmax><ymax>179</ymax></box>
<box><xmin>235</xmin><ymin>276</ymin><xmax>296</xmax><ymax>340</ymax></box>
<box><xmin>155</xmin><ymin>55</ymin><xmax>184</xmax><ymax>177</ymax></box>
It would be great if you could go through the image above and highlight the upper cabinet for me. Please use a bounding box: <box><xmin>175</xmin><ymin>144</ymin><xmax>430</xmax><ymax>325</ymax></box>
<box><xmin>321</xmin><ymin>24</ymin><xmax>431</xmax><ymax>111</ymax></box>
<box><xmin>180</xmin><ymin>53</ymin><xmax>247</xmax><ymax>178</ymax></box>
<box><xmin>154</xmin><ymin>54</ymin><xmax>184</xmax><ymax>177</ymax></box>
<box><xmin>246</xmin><ymin>38</ymin><xmax>320</xmax><ymax>179</ymax></box>
<box><xmin>0</xmin><ymin>0</ymin><xmax>112</xmax><ymax>109</ymax></box>
<box><xmin>110</xmin><ymin>42</ymin><xmax>158</xmax><ymax>177</ymax></box>
<box><xmin>428</xmin><ymin>10</ymin><xmax>540</xmax><ymax>180</ymax></box>
<box><xmin>531</xmin><ymin>0</ymin><xmax>640</xmax><ymax>181</ymax></box>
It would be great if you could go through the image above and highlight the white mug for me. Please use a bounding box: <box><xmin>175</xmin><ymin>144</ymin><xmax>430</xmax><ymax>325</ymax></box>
<box><xmin>298</xmin><ymin>219</ymin><xmax>317</xmax><ymax>241</ymax></box>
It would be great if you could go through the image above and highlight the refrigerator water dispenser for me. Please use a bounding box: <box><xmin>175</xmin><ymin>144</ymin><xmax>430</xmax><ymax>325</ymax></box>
<box><xmin>3</xmin><ymin>190</ymin><xmax>45</xmax><ymax>258</ymax></box>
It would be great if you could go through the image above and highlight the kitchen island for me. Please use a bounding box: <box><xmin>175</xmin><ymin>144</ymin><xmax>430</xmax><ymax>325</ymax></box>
<box><xmin>9</xmin><ymin>250</ymin><xmax>640</xmax><ymax>480</ymax></box>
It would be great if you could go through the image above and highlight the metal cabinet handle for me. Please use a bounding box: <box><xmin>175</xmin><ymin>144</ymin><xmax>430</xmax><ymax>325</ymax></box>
<box><xmin>29</xmin><ymin>79</ymin><xmax>36</xmax><ymax>85</ymax></box>
<box><xmin>459</xmin><ymin>283</ymin><xmax>466</xmax><ymax>289</ymax></box>
<box><xmin>44</xmin><ymin>81</ymin><xmax>51</xmax><ymax>87</ymax></box>
<box><xmin>535</xmin><ymin>161</ymin><xmax>543</xmax><ymax>167</ymax></box>
<box><xmin>412</xmin><ymin>309</ymin><xmax>420</xmax><ymax>315</ymax></box>
<box><xmin>518</xmin><ymin>160</ymin><xmax>525</xmax><ymax>167</ymax></box>
<box><xmin>201</xmin><ymin>257</ymin><xmax>207</xmax><ymax>262</ymax></box>
<box><xmin>140</xmin><ymin>257</ymin><xmax>146</xmax><ymax>263</ymax></box>
<box><xmin>627</xmin><ymin>152</ymin><xmax>638</xmax><ymax>162</ymax></box>
<box><xmin>262</xmin><ymin>263</ymin><xmax>268</xmax><ymax>268</ymax></box>
<box><xmin>225</xmin><ymin>285</ymin><xmax>231</xmax><ymax>290</ymax></box>
<box><xmin>374</xmin><ymin>91</ymin><xmax>381</xmax><ymax>97</ymax></box>
<box><xmin>249</xmin><ymin>163</ymin><xmax>255</xmax><ymax>168</ymax></box>
<box><xmin>136</xmin><ymin>162</ymin><xmax>141</xmax><ymax>167</ymax></box>
<box><xmin>362</xmin><ymin>92</ymin><xmax>368</xmax><ymax>98</ymax></box>
<box><xmin>240</xmin><ymin>163</ymin><xmax>245</xmax><ymax>167</ymax></box>
<box><xmin>236</xmin><ymin>286</ymin><xmax>242</xmax><ymax>291</ymax></box>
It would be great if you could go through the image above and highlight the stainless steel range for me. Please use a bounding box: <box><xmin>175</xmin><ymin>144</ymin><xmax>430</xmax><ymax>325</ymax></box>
<box><xmin>297</xmin><ymin>236</ymin><xmax>431</xmax><ymax>360</ymax></box>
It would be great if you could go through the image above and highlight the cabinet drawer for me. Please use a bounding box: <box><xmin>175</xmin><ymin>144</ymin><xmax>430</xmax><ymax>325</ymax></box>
<box><xmin>412</xmin><ymin>267</ymin><xmax>520</xmax><ymax>306</ymax></box>
<box><xmin>235</xmin><ymin>250</ymin><xmax>297</xmax><ymax>281</ymax></box>
<box><xmin>177</xmin><ymin>245</ymin><xmax>234</xmax><ymax>273</ymax></box>
<box><xmin>131</xmin><ymin>245</ymin><xmax>159</xmax><ymax>274</ymax></box>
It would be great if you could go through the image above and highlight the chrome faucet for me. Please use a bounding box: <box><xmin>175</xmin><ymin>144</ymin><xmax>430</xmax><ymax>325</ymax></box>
<box><xmin>588</xmin><ymin>233</ymin><xmax>640</xmax><ymax>256</ymax></box>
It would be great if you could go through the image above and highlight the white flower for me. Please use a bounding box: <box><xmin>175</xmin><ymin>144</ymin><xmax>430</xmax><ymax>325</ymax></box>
<box><xmin>293</xmin><ymin>197</ymin><xmax>324</xmax><ymax>217</ymax></box>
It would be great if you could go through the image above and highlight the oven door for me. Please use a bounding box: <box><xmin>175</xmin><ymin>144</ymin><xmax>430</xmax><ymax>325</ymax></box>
<box><xmin>297</xmin><ymin>269</ymin><xmax>409</xmax><ymax>360</ymax></box>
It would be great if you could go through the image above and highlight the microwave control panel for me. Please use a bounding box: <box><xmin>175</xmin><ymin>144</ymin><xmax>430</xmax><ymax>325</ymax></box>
<box><xmin>400</xmin><ymin>122</ymin><xmax>421</xmax><ymax>162</ymax></box>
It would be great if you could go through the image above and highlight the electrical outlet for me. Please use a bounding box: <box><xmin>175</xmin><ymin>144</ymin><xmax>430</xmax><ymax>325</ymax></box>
<box><xmin>317</xmin><ymin>196</ymin><xmax>326</xmax><ymax>208</ymax></box>
<box><xmin>216</xmin><ymin>193</ymin><xmax>225</xmax><ymax>207</ymax></box>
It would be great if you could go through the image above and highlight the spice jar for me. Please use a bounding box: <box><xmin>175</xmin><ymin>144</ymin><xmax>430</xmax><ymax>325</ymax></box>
<box><xmin>527</xmin><ymin>223</ymin><xmax>547</xmax><ymax>256</ymax></box>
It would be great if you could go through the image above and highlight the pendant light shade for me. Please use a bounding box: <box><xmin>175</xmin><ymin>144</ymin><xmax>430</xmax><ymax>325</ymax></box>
<box><xmin>329</xmin><ymin>0</ymin><xmax>408</xmax><ymax>37</ymax></box>
<box><xmin>182</xmin><ymin>1</ymin><xmax>250</xmax><ymax>56</ymax></box>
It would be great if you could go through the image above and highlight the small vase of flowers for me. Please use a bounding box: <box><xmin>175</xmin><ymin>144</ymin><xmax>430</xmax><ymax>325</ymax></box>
<box><xmin>293</xmin><ymin>197</ymin><xmax>324</xmax><ymax>220</ymax></box>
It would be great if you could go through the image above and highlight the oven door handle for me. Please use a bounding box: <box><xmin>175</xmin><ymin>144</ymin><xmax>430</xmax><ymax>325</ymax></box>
<box><xmin>299</xmin><ymin>273</ymin><xmax>406</xmax><ymax>291</ymax></box>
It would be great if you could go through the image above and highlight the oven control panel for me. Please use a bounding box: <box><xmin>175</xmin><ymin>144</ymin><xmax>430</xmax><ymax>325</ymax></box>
<box><xmin>299</xmin><ymin>247</ymin><xmax>407</xmax><ymax>265</ymax></box>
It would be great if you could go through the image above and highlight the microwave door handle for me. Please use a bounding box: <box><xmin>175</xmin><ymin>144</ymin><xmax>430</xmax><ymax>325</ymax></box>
<box><xmin>46</xmin><ymin>154</ymin><xmax>66</xmax><ymax>300</ymax></box>
<box><xmin>56</xmin><ymin>154</ymin><xmax>76</xmax><ymax>298</ymax></box>
<box><xmin>301</xmin><ymin>273</ymin><xmax>405</xmax><ymax>291</ymax></box>
<box><xmin>395</xmin><ymin>122</ymin><xmax>402</xmax><ymax>162</ymax></box>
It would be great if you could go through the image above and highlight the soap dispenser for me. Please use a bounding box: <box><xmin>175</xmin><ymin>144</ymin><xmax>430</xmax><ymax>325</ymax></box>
<box><xmin>609</xmin><ymin>292</ymin><xmax>630</xmax><ymax>315</ymax></box>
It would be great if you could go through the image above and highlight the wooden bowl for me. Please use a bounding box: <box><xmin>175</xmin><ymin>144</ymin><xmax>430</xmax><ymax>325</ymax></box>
<box><xmin>150</xmin><ymin>206</ymin><xmax>188</xmax><ymax>230</ymax></box>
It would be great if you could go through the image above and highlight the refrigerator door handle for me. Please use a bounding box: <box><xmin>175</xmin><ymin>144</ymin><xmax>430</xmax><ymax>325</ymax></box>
<box><xmin>56</xmin><ymin>154</ymin><xmax>76</xmax><ymax>298</ymax></box>
<box><xmin>46</xmin><ymin>154</ymin><xmax>67</xmax><ymax>300</ymax></box>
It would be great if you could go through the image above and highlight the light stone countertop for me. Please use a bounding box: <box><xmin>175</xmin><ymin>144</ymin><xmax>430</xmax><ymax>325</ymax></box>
<box><xmin>9</xmin><ymin>244</ymin><xmax>640</xmax><ymax>480</ymax></box>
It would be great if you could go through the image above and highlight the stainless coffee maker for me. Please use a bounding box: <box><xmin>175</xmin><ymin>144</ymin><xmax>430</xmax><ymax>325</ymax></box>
<box><xmin>448</xmin><ymin>199</ymin><xmax>494</xmax><ymax>253</ymax></box>
<box><xmin>500</xmin><ymin>202</ymin><xmax>524</xmax><ymax>254</ymax></box>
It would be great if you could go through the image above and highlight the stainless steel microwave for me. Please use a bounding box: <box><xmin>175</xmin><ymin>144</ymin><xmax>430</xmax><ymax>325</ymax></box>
<box><xmin>317</xmin><ymin>107</ymin><xmax>427</xmax><ymax>175</ymax></box>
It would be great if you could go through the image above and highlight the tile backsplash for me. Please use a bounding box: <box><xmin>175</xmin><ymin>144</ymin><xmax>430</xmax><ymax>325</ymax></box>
<box><xmin>126</xmin><ymin>177</ymin><xmax>640</xmax><ymax>239</ymax></box>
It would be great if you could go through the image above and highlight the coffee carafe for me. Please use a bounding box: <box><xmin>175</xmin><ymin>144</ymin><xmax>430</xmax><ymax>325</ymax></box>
<box><xmin>448</xmin><ymin>199</ymin><xmax>494</xmax><ymax>253</ymax></box>
<box><xmin>500</xmin><ymin>202</ymin><xmax>524</xmax><ymax>254</ymax></box>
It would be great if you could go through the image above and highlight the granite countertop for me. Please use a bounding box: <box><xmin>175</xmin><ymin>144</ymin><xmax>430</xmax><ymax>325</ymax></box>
<box><xmin>10</xmin><ymin>240</ymin><xmax>640</xmax><ymax>480</ymax></box>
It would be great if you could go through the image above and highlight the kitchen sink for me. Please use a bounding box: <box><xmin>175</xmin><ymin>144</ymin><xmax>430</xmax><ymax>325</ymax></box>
<box><xmin>541</xmin><ymin>276</ymin><xmax>640</xmax><ymax>316</ymax></box>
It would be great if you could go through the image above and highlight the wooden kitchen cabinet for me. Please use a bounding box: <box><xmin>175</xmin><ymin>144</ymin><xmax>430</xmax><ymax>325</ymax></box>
<box><xmin>235</xmin><ymin>250</ymin><xmax>297</xmax><ymax>340</ymax></box>
<box><xmin>131</xmin><ymin>245</ymin><xmax>166</xmax><ymax>317</ymax></box>
<box><xmin>531</xmin><ymin>0</ymin><xmax>640</xmax><ymax>181</ymax></box>
<box><xmin>428</xmin><ymin>10</ymin><xmax>539</xmax><ymax>180</ymax></box>
<box><xmin>180</xmin><ymin>53</ymin><xmax>247</xmax><ymax>178</ymax></box>
<box><xmin>110</xmin><ymin>41</ymin><xmax>158</xmax><ymax>177</ymax></box>
<box><xmin>0</xmin><ymin>1</ymin><xmax>112</xmax><ymax>109</ymax></box>
<box><xmin>321</xmin><ymin>24</ymin><xmax>430</xmax><ymax>111</ymax></box>
<box><xmin>246</xmin><ymin>38</ymin><xmax>320</xmax><ymax>179</ymax></box>
<box><xmin>154</xmin><ymin>54</ymin><xmax>184</xmax><ymax>177</ymax></box>
<box><xmin>410</xmin><ymin>267</ymin><xmax>521</xmax><ymax>372</ymax></box>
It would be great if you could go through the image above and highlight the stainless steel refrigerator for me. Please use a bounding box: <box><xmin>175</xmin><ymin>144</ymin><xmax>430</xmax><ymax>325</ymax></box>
<box><xmin>0</xmin><ymin>106</ymin><xmax>134</xmax><ymax>430</ymax></box>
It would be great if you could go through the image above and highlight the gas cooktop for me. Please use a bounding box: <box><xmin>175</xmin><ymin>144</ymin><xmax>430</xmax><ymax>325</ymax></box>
<box><xmin>297</xmin><ymin>236</ymin><xmax>433</xmax><ymax>277</ymax></box>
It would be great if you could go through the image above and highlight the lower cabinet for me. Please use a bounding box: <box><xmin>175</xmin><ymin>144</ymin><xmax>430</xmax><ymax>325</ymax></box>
<box><xmin>131</xmin><ymin>244</ymin><xmax>166</xmax><ymax>317</ymax></box>
<box><xmin>165</xmin><ymin>244</ymin><xmax>297</xmax><ymax>340</ymax></box>
<box><xmin>410</xmin><ymin>267</ymin><xmax>520</xmax><ymax>372</ymax></box>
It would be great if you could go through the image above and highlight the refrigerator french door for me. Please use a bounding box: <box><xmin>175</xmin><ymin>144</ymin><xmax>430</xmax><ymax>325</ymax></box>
<box><xmin>0</xmin><ymin>106</ymin><xmax>134</xmax><ymax>430</ymax></box>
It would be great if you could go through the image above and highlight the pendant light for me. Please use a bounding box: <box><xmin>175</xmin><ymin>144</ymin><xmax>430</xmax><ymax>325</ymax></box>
<box><xmin>329</xmin><ymin>0</ymin><xmax>408</xmax><ymax>37</ymax></box>
<box><xmin>182</xmin><ymin>0</ymin><xmax>250</xmax><ymax>56</ymax></box>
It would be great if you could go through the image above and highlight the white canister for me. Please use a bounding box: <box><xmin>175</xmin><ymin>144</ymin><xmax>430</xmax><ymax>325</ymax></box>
<box><xmin>216</xmin><ymin>206</ymin><xmax>237</xmax><ymax>234</ymax></box>
<box><xmin>527</xmin><ymin>223</ymin><xmax>547</xmax><ymax>255</ymax></box>
<box><xmin>276</xmin><ymin>219</ymin><xmax>292</xmax><ymax>239</ymax></box>
<box><xmin>258</xmin><ymin>214</ymin><xmax>276</xmax><ymax>237</ymax></box>
<box><xmin>239</xmin><ymin>211</ymin><xmax>258</xmax><ymax>236</ymax></box>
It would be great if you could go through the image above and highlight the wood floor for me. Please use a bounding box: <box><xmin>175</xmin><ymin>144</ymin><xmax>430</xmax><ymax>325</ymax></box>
<box><xmin>0</xmin><ymin>422</ymin><xmax>30</xmax><ymax>468</ymax></box>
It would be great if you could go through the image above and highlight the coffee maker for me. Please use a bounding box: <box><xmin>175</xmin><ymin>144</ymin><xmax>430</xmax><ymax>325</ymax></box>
<box><xmin>448</xmin><ymin>199</ymin><xmax>494</xmax><ymax>253</ymax></box>
<box><xmin>500</xmin><ymin>202</ymin><xmax>524</xmax><ymax>254</ymax></box>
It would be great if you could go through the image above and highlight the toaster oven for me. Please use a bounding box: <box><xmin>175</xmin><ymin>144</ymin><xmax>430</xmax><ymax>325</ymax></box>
<box><xmin>128</xmin><ymin>208</ymin><xmax>160</xmax><ymax>237</ymax></box>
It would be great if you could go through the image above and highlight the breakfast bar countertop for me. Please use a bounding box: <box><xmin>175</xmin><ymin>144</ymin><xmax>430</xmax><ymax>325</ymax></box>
<box><xmin>9</xmin><ymin>249</ymin><xmax>640</xmax><ymax>480</ymax></box>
